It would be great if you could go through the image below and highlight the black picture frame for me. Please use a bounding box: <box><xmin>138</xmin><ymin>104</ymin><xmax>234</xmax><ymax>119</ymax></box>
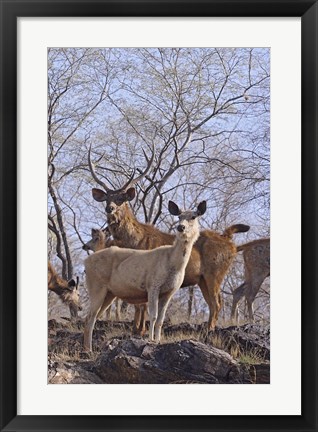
<box><xmin>0</xmin><ymin>1</ymin><xmax>317</xmax><ymax>431</ymax></box>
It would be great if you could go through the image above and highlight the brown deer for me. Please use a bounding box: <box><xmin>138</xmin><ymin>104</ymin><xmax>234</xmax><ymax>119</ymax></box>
<box><xmin>231</xmin><ymin>238</ymin><xmax>270</xmax><ymax>323</ymax></box>
<box><xmin>83</xmin><ymin>200</ymin><xmax>206</xmax><ymax>351</ymax></box>
<box><xmin>48</xmin><ymin>261</ymin><xmax>81</xmax><ymax>319</ymax></box>
<box><xmin>89</xmin><ymin>145</ymin><xmax>250</xmax><ymax>331</ymax></box>
<box><xmin>82</xmin><ymin>228</ymin><xmax>147</xmax><ymax>333</ymax></box>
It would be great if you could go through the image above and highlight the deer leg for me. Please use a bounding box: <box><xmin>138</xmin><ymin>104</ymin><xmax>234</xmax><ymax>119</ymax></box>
<box><xmin>210</xmin><ymin>291</ymin><xmax>222</xmax><ymax>330</ymax></box>
<box><xmin>154</xmin><ymin>291</ymin><xmax>174</xmax><ymax>343</ymax></box>
<box><xmin>139</xmin><ymin>305</ymin><xmax>147</xmax><ymax>336</ymax></box>
<box><xmin>148</xmin><ymin>289</ymin><xmax>159</xmax><ymax>342</ymax></box>
<box><xmin>246</xmin><ymin>299</ymin><xmax>254</xmax><ymax>322</ymax></box>
<box><xmin>115</xmin><ymin>299</ymin><xmax>121</xmax><ymax>321</ymax></box>
<box><xmin>132</xmin><ymin>305</ymin><xmax>147</xmax><ymax>336</ymax></box>
<box><xmin>245</xmin><ymin>277</ymin><xmax>264</xmax><ymax>322</ymax></box>
<box><xmin>199</xmin><ymin>277</ymin><xmax>222</xmax><ymax>331</ymax></box>
<box><xmin>104</xmin><ymin>307</ymin><xmax>111</xmax><ymax>320</ymax></box>
<box><xmin>132</xmin><ymin>306</ymin><xmax>141</xmax><ymax>334</ymax></box>
<box><xmin>198</xmin><ymin>278</ymin><xmax>214</xmax><ymax>330</ymax></box>
<box><xmin>231</xmin><ymin>282</ymin><xmax>246</xmax><ymax>324</ymax></box>
<box><xmin>97</xmin><ymin>292</ymin><xmax>116</xmax><ymax>320</ymax></box>
<box><xmin>121</xmin><ymin>301</ymin><xmax>129</xmax><ymax>315</ymax></box>
<box><xmin>188</xmin><ymin>286</ymin><xmax>194</xmax><ymax>320</ymax></box>
<box><xmin>83</xmin><ymin>291</ymin><xmax>108</xmax><ymax>352</ymax></box>
<box><xmin>84</xmin><ymin>311</ymin><xmax>96</xmax><ymax>352</ymax></box>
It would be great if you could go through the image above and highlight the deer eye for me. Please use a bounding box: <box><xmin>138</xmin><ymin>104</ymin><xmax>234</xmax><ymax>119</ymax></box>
<box><xmin>191</xmin><ymin>216</ymin><xmax>196</xmax><ymax>220</ymax></box>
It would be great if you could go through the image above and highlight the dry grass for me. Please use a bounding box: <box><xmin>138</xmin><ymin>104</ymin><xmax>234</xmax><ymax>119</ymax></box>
<box><xmin>48</xmin><ymin>315</ymin><xmax>269</xmax><ymax>367</ymax></box>
<box><xmin>161</xmin><ymin>328</ymin><xmax>206</xmax><ymax>344</ymax></box>
<box><xmin>237</xmin><ymin>350</ymin><xmax>267</xmax><ymax>365</ymax></box>
<box><xmin>49</xmin><ymin>348</ymin><xmax>100</xmax><ymax>363</ymax></box>
<box><xmin>160</xmin><ymin>325</ymin><xmax>267</xmax><ymax>365</ymax></box>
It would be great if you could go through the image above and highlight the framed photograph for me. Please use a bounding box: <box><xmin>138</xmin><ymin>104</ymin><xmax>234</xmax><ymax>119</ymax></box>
<box><xmin>1</xmin><ymin>0</ymin><xmax>317</xmax><ymax>431</ymax></box>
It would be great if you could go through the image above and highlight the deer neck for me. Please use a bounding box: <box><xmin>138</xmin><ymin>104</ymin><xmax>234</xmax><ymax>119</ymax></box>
<box><xmin>107</xmin><ymin>203</ymin><xmax>144</xmax><ymax>247</ymax></box>
<box><xmin>170</xmin><ymin>232</ymin><xmax>198</xmax><ymax>271</ymax></box>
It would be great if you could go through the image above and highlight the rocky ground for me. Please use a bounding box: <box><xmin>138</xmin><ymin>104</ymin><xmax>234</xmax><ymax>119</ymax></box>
<box><xmin>48</xmin><ymin>319</ymin><xmax>270</xmax><ymax>384</ymax></box>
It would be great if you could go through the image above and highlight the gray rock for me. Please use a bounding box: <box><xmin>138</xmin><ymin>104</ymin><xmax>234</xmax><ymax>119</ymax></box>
<box><xmin>48</xmin><ymin>359</ymin><xmax>104</xmax><ymax>384</ymax></box>
<box><xmin>94</xmin><ymin>338</ymin><xmax>251</xmax><ymax>384</ymax></box>
<box><xmin>48</xmin><ymin>321</ymin><xmax>270</xmax><ymax>384</ymax></box>
<box><xmin>163</xmin><ymin>322</ymin><xmax>270</xmax><ymax>360</ymax></box>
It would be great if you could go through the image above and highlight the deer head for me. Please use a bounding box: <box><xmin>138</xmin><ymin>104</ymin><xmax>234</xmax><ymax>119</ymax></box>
<box><xmin>82</xmin><ymin>227</ymin><xmax>111</xmax><ymax>252</ymax></box>
<box><xmin>168</xmin><ymin>200</ymin><xmax>207</xmax><ymax>241</ymax></box>
<box><xmin>88</xmin><ymin>143</ymin><xmax>155</xmax><ymax>224</ymax></box>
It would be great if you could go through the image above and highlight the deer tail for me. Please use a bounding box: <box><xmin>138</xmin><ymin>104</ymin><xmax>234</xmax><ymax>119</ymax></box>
<box><xmin>222</xmin><ymin>224</ymin><xmax>250</xmax><ymax>239</ymax></box>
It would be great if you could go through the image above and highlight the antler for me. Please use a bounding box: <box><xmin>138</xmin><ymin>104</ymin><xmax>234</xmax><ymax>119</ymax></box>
<box><xmin>88</xmin><ymin>142</ymin><xmax>155</xmax><ymax>192</ymax></box>
<box><xmin>123</xmin><ymin>142</ymin><xmax>155</xmax><ymax>190</ymax></box>
<box><xmin>117</xmin><ymin>168</ymin><xmax>136</xmax><ymax>191</ymax></box>
<box><xmin>88</xmin><ymin>144</ymin><xmax>111</xmax><ymax>191</ymax></box>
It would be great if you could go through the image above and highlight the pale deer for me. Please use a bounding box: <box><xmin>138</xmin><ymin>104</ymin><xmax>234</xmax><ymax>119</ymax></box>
<box><xmin>231</xmin><ymin>238</ymin><xmax>270</xmax><ymax>323</ymax></box>
<box><xmin>48</xmin><ymin>261</ymin><xmax>81</xmax><ymax>319</ymax></box>
<box><xmin>83</xmin><ymin>200</ymin><xmax>206</xmax><ymax>351</ymax></box>
<box><xmin>89</xmin><ymin>145</ymin><xmax>250</xmax><ymax>331</ymax></box>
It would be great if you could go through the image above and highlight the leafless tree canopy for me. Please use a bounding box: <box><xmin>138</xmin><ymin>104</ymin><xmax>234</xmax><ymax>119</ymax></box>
<box><xmin>48</xmin><ymin>47</ymin><xmax>270</xmax><ymax>322</ymax></box>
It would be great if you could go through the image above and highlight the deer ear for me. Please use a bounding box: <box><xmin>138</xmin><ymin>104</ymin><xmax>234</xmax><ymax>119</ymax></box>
<box><xmin>92</xmin><ymin>188</ymin><xmax>107</xmax><ymax>202</ymax></box>
<box><xmin>91</xmin><ymin>228</ymin><xmax>97</xmax><ymax>235</ymax></box>
<box><xmin>168</xmin><ymin>201</ymin><xmax>181</xmax><ymax>216</ymax></box>
<box><xmin>125</xmin><ymin>188</ymin><xmax>136</xmax><ymax>201</ymax></box>
<box><xmin>197</xmin><ymin>201</ymin><xmax>207</xmax><ymax>216</ymax></box>
<box><xmin>68</xmin><ymin>279</ymin><xmax>76</xmax><ymax>289</ymax></box>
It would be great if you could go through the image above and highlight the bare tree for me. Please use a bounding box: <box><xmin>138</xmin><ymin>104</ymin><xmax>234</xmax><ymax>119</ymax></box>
<box><xmin>48</xmin><ymin>48</ymin><xmax>114</xmax><ymax>277</ymax></box>
<box><xmin>47</xmin><ymin>47</ymin><xmax>270</xmax><ymax>321</ymax></box>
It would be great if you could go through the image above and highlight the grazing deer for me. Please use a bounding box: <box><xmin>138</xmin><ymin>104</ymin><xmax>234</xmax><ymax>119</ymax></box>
<box><xmin>48</xmin><ymin>261</ymin><xmax>81</xmax><ymax>319</ymax></box>
<box><xmin>83</xmin><ymin>200</ymin><xmax>206</xmax><ymax>351</ymax></box>
<box><xmin>231</xmin><ymin>238</ymin><xmax>270</xmax><ymax>323</ymax></box>
<box><xmin>89</xmin><ymin>145</ymin><xmax>249</xmax><ymax>331</ymax></box>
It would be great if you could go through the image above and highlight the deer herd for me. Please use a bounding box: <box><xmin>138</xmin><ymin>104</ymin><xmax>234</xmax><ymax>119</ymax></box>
<box><xmin>48</xmin><ymin>145</ymin><xmax>270</xmax><ymax>352</ymax></box>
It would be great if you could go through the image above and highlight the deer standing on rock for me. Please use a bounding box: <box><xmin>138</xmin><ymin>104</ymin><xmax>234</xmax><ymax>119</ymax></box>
<box><xmin>88</xmin><ymin>144</ymin><xmax>250</xmax><ymax>332</ymax></box>
<box><xmin>83</xmin><ymin>200</ymin><xmax>206</xmax><ymax>351</ymax></box>
<box><xmin>231</xmin><ymin>238</ymin><xmax>270</xmax><ymax>323</ymax></box>
<box><xmin>48</xmin><ymin>261</ymin><xmax>81</xmax><ymax>320</ymax></box>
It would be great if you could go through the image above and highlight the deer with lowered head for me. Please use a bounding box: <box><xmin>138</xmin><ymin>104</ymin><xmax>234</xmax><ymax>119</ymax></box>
<box><xmin>48</xmin><ymin>261</ymin><xmax>81</xmax><ymax>320</ymax></box>
<box><xmin>88</xmin><ymin>144</ymin><xmax>250</xmax><ymax>332</ymax></box>
<box><xmin>83</xmin><ymin>200</ymin><xmax>206</xmax><ymax>351</ymax></box>
<box><xmin>231</xmin><ymin>238</ymin><xmax>270</xmax><ymax>323</ymax></box>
